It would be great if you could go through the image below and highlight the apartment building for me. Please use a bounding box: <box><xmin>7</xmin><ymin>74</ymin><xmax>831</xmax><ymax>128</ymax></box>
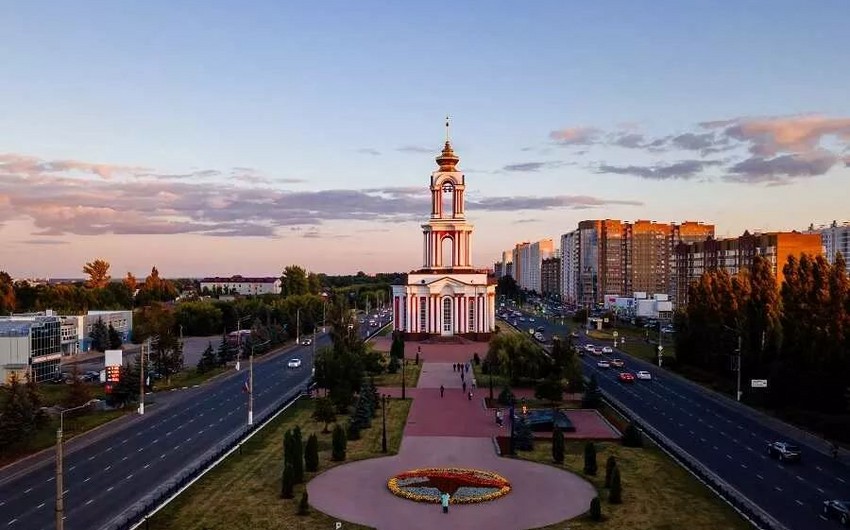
<box><xmin>541</xmin><ymin>256</ymin><xmax>561</xmax><ymax>298</ymax></box>
<box><xmin>673</xmin><ymin>231</ymin><xmax>823</xmax><ymax>306</ymax></box>
<box><xmin>806</xmin><ymin>221</ymin><xmax>850</xmax><ymax>274</ymax></box>
<box><xmin>200</xmin><ymin>275</ymin><xmax>282</xmax><ymax>296</ymax></box>
<box><xmin>562</xmin><ymin>220</ymin><xmax>714</xmax><ymax>308</ymax></box>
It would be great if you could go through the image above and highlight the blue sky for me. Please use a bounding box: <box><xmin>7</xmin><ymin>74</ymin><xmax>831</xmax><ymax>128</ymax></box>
<box><xmin>1</xmin><ymin>1</ymin><xmax>848</xmax><ymax>277</ymax></box>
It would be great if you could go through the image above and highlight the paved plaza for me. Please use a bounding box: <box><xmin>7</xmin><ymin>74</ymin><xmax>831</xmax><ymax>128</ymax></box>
<box><xmin>307</xmin><ymin>341</ymin><xmax>598</xmax><ymax>530</ymax></box>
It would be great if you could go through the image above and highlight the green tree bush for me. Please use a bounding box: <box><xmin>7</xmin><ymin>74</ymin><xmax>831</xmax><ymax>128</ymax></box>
<box><xmin>552</xmin><ymin>427</ymin><xmax>565</xmax><ymax>464</ymax></box>
<box><xmin>609</xmin><ymin>467</ymin><xmax>622</xmax><ymax>503</ymax></box>
<box><xmin>605</xmin><ymin>455</ymin><xmax>617</xmax><ymax>488</ymax></box>
<box><xmin>312</xmin><ymin>397</ymin><xmax>336</xmax><ymax>433</ymax></box>
<box><xmin>304</xmin><ymin>433</ymin><xmax>319</xmax><ymax>472</ymax></box>
<box><xmin>331</xmin><ymin>424</ymin><xmax>347</xmax><ymax>461</ymax></box>
<box><xmin>497</xmin><ymin>386</ymin><xmax>515</xmax><ymax>406</ymax></box>
<box><xmin>280</xmin><ymin>462</ymin><xmax>295</xmax><ymax>499</ymax></box>
<box><xmin>583</xmin><ymin>442</ymin><xmax>597</xmax><ymax>475</ymax></box>
<box><xmin>291</xmin><ymin>426</ymin><xmax>304</xmax><ymax>484</ymax></box>
<box><xmin>589</xmin><ymin>496</ymin><xmax>602</xmax><ymax>521</ymax></box>
<box><xmin>622</xmin><ymin>422</ymin><xmax>643</xmax><ymax>447</ymax></box>
<box><xmin>297</xmin><ymin>490</ymin><xmax>309</xmax><ymax>515</ymax></box>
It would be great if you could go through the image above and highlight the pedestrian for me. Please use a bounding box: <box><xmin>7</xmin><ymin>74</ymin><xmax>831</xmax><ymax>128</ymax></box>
<box><xmin>496</xmin><ymin>409</ymin><xmax>503</xmax><ymax>427</ymax></box>
<box><xmin>453</xmin><ymin>363</ymin><xmax>457</xmax><ymax>372</ymax></box>
<box><xmin>440</xmin><ymin>385</ymin><xmax>445</xmax><ymax>398</ymax></box>
<box><xmin>441</xmin><ymin>492</ymin><xmax>450</xmax><ymax>513</ymax></box>
<box><xmin>466</xmin><ymin>362</ymin><xmax>470</xmax><ymax>373</ymax></box>
<box><xmin>462</xmin><ymin>381</ymin><xmax>467</xmax><ymax>393</ymax></box>
<box><xmin>460</xmin><ymin>371</ymin><xmax>465</xmax><ymax>382</ymax></box>
<box><xmin>471</xmin><ymin>378</ymin><xmax>476</xmax><ymax>391</ymax></box>
<box><xmin>468</xmin><ymin>391</ymin><xmax>473</xmax><ymax>401</ymax></box>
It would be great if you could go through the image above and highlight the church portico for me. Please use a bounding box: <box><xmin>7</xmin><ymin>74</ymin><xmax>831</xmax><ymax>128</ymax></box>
<box><xmin>392</xmin><ymin>120</ymin><xmax>496</xmax><ymax>341</ymax></box>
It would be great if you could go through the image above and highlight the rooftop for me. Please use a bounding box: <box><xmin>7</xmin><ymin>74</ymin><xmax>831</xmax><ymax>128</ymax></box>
<box><xmin>200</xmin><ymin>276</ymin><xmax>279</xmax><ymax>283</ymax></box>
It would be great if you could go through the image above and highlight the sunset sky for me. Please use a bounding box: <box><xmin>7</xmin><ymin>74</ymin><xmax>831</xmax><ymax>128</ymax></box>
<box><xmin>1</xmin><ymin>1</ymin><xmax>849</xmax><ymax>278</ymax></box>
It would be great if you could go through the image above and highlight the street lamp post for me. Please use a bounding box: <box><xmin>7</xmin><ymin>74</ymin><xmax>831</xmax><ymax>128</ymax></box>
<box><xmin>56</xmin><ymin>400</ymin><xmax>96</xmax><ymax>530</ymax></box>
<box><xmin>235</xmin><ymin>314</ymin><xmax>252</xmax><ymax>371</ymax></box>
<box><xmin>401</xmin><ymin>357</ymin><xmax>406</xmax><ymax>400</ymax></box>
<box><xmin>296</xmin><ymin>308</ymin><xmax>301</xmax><ymax>346</ymax></box>
<box><xmin>248</xmin><ymin>339</ymin><xmax>271</xmax><ymax>426</ymax></box>
<box><xmin>381</xmin><ymin>394</ymin><xmax>388</xmax><ymax>453</ymax></box>
<box><xmin>489</xmin><ymin>372</ymin><xmax>494</xmax><ymax>401</ymax></box>
<box><xmin>722</xmin><ymin>324</ymin><xmax>743</xmax><ymax>402</ymax></box>
<box><xmin>508</xmin><ymin>402</ymin><xmax>516</xmax><ymax>456</ymax></box>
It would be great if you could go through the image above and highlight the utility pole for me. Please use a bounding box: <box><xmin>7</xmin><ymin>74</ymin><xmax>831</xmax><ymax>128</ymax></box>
<box><xmin>235</xmin><ymin>314</ymin><xmax>251</xmax><ymax>371</ymax></box>
<box><xmin>139</xmin><ymin>336</ymin><xmax>156</xmax><ymax>415</ymax></box>
<box><xmin>56</xmin><ymin>401</ymin><xmax>95</xmax><ymax>530</ymax></box>
<box><xmin>736</xmin><ymin>334</ymin><xmax>743</xmax><ymax>402</ymax></box>
<box><xmin>248</xmin><ymin>339</ymin><xmax>271</xmax><ymax>426</ymax></box>
<box><xmin>296</xmin><ymin>308</ymin><xmax>301</xmax><ymax>345</ymax></box>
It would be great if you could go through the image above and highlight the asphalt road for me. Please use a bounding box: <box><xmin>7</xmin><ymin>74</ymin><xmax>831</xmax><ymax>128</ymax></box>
<box><xmin>507</xmin><ymin>310</ymin><xmax>850</xmax><ymax>530</ymax></box>
<box><xmin>0</xmin><ymin>315</ymin><xmax>392</xmax><ymax>530</ymax></box>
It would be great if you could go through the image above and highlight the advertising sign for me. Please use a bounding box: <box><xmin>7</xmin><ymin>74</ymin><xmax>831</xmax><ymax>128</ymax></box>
<box><xmin>104</xmin><ymin>349</ymin><xmax>123</xmax><ymax>393</ymax></box>
<box><xmin>751</xmin><ymin>379</ymin><xmax>768</xmax><ymax>388</ymax></box>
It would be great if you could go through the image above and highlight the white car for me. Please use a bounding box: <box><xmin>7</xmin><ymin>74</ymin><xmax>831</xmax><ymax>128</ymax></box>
<box><xmin>301</xmin><ymin>338</ymin><xmax>312</xmax><ymax>345</ymax></box>
<box><xmin>584</xmin><ymin>344</ymin><xmax>596</xmax><ymax>352</ymax></box>
<box><xmin>601</xmin><ymin>346</ymin><xmax>613</xmax><ymax>354</ymax></box>
<box><xmin>636</xmin><ymin>370</ymin><xmax>652</xmax><ymax>380</ymax></box>
<box><xmin>597</xmin><ymin>360</ymin><xmax>610</xmax><ymax>369</ymax></box>
<box><xmin>287</xmin><ymin>358</ymin><xmax>302</xmax><ymax>369</ymax></box>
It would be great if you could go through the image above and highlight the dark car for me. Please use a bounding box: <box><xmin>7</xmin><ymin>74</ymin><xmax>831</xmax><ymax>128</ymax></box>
<box><xmin>822</xmin><ymin>500</ymin><xmax>850</xmax><ymax>526</ymax></box>
<box><xmin>767</xmin><ymin>441</ymin><xmax>802</xmax><ymax>462</ymax></box>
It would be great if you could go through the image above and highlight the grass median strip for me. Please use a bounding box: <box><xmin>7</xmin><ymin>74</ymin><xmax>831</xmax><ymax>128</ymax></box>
<box><xmin>371</xmin><ymin>358</ymin><xmax>421</xmax><ymax>388</ymax></box>
<box><xmin>148</xmin><ymin>396</ymin><xmax>411</xmax><ymax>530</ymax></box>
<box><xmin>521</xmin><ymin>441</ymin><xmax>749</xmax><ymax>530</ymax></box>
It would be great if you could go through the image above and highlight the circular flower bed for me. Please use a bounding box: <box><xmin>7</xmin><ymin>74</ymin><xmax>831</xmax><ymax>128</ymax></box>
<box><xmin>387</xmin><ymin>467</ymin><xmax>511</xmax><ymax>504</ymax></box>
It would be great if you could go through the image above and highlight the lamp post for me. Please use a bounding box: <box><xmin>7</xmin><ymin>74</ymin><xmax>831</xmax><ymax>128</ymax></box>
<box><xmin>235</xmin><ymin>314</ymin><xmax>252</xmax><ymax>371</ymax></box>
<box><xmin>139</xmin><ymin>336</ymin><xmax>157</xmax><ymax>415</ymax></box>
<box><xmin>508</xmin><ymin>401</ymin><xmax>516</xmax><ymax>456</ymax></box>
<box><xmin>296</xmin><ymin>308</ymin><xmax>301</xmax><ymax>346</ymax></box>
<box><xmin>248</xmin><ymin>339</ymin><xmax>271</xmax><ymax>426</ymax></box>
<box><xmin>401</xmin><ymin>357</ymin><xmax>406</xmax><ymax>399</ymax></box>
<box><xmin>381</xmin><ymin>394</ymin><xmax>389</xmax><ymax>453</ymax></box>
<box><xmin>722</xmin><ymin>324</ymin><xmax>743</xmax><ymax>401</ymax></box>
<box><xmin>56</xmin><ymin>400</ymin><xmax>97</xmax><ymax>530</ymax></box>
<box><xmin>489</xmin><ymin>372</ymin><xmax>494</xmax><ymax>401</ymax></box>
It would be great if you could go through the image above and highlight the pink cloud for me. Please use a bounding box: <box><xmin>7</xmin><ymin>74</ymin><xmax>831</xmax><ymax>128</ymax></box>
<box><xmin>707</xmin><ymin>115</ymin><xmax>850</xmax><ymax>156</ymax></box>
<box><xmin>548</xmin><ymin>127</ymin><xmax>601</xmax><ymax>145</ymax></box>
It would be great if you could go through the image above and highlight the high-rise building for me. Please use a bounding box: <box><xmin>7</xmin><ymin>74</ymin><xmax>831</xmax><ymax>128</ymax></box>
<box><xmin>541</xmin><ymin>255</ymin><xmax>561</xmax><ymax>298</ymax></box>
<box><xmin>806</xmin><ymin>221</ymin><xmax>850</xmax><ymax>274</ymax></box>
<box><xmin>562</xmin><ymin>219</ymin><xmax>714</xmax><ymax>308</ymax></box>
<box><xmin>673</xmin><ymin>231</ymin><xmax>823</xmax><ymax>306</ymax></box>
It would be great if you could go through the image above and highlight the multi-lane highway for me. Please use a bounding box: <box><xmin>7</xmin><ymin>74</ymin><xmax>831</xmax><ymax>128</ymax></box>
<box><xmin>0</xmin><ymin>314</ymin><xmax>391</xmax><ymax>530</ymax></box>
<box><xmin>508</xmin><ymin>309</ymin><xmax>850</xmax><ymax>530</ymax></box>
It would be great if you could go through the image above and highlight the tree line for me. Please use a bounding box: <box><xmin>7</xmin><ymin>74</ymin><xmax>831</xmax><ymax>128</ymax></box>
<box><xmin>675</xmin><ymin>253</ymin><xmax>850</xmax><ymax>439</ymax></box>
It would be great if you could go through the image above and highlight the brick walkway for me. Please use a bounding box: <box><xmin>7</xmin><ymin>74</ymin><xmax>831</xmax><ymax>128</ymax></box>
<box><xmin>307</xmin><ymin>341</ymin><xmax>597</xmax><ymax>530</ymax></box>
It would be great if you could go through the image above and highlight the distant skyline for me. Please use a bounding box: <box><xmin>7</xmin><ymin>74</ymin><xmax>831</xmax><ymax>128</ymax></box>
<box><xmin>1</xmin><ymin>1</ymin><xmax>848</xmax><ymax>278</ymax></box>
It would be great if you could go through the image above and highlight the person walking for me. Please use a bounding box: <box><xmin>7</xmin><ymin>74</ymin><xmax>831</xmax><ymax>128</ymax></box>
<box><xmin>468</xmin><ymin>390</ymin><xmax>473</xmax><ymax>401</ymax></box>
<box><xmin>440</xmin><ymin>385</ymin><xmax>445</xmax><ymax>398</ymax></box>
<box><xmin>471</xmin><ymin>378</ymin><xmax>476</xmax><ymax>391</ymax></box>
<box><xmin>441</xmin><ymin>492</ymin><xmax>450</xmax><ymax>513</ymax></box>
<box><xmin>460</xmin><ymin>370</ymin><xmax>465</xmax><ymax>382</ymax></box>
<box><xmin>462</xmin><ymin>381</ymin><xmax>467</xmax><ymax>393</ymax></box>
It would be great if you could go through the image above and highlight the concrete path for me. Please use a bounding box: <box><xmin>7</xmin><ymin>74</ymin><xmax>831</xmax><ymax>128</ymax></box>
<box><xmin>308</xmin><ymin>341</ymin><xmax>596</xmax><ymax>530</ymax></box>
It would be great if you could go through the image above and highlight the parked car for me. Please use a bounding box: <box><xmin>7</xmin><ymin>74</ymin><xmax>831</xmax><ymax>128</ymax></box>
<box><xmin>610</xmin><ymin>358</ymin><xmax>625</xmax><ymax>368</ymax></box>
<box><xmin>822</xmin><ymin>500</ymin><xmax>850</xmax><ymax>526</ymax></box>
<box><xmin>618</xmin><ymin>372</ymin><xmax>635</xmax><ymax>383</ymax></box>
<box><xmin>287</xmin><ymin>358</ymin><xmax>302</xmax><ymax>369</ymax></box>
<box><xmin>602</xmin><ymin>346</ymin><xmax>613</xmax><ymax>354</ymax></box>
<box><xmin>767</xmin><ymin>441</ymin><xmax>802</xmax><ymax>462</ymax></box>
<box><xmin>636</xmin><ymin>370</ymin><xmax>652</xmax><ymax>380</ymax></box>
<box><xmin>597</xmin><ymin>360</ymin><xmax>610</xmax><ymax>369</ymax></box>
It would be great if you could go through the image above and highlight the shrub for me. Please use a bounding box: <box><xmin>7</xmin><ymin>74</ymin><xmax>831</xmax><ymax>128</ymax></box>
<box><xmin>497</xmin><ymin>386</ymin><xmax>515</xmax><ymax>406</ymax></box>
<box><xmin>604</xmin><ymin>455</ymin><xmax>617</xmax><ymax>488</ymax></box>
<box><xmin>297</xmin><ymin>490</ymin><xmax>310</xmax><ymax>515</ymax></box>
<box><xmin>312</xmin><ymin>397</ymin><xmax>336</xmax><ymax>433</ymax></box>
<box><xmin>387</xmin><ymin>356</ymin><xmax>400</xmax><ymax>374</ymax></box>
<box><xmin>291</xmin><ymin>426</ymin><xmax>304</xmax><ymax>484</ymax></box>
<box><xmin>583</xmin><ymin>442</ymin><xmax>597</xmax><ymax>475</ymax></box>
<box><xmin>347</xmin><ymin>422</ymin><xmax>361</xmax><ymax>441</ymax></box>
<box><xmin>283</xmin><ymin>429</ymin><xmax>293</xmax><ymax>468</ymax></box>
<box><xmin>280</xmin><ymin>463</ymin><xmax>295</xmax><ymax>499</ymax></box>
<box><xmin>331</xmin><ymin>424</ymin><xmax>347</xmax><ymax>461</ymax></box>
<box><xmin>473</xmin><ymin>352</ymin><xmax>481</xmax><ymax>365</ymax></box>
<box><xmin>609</xmin><ymin>467</ymin><xmax>622</xmax><ymax>504</ymax></box>
<box><xmin>534</xmin><ymin>377</ymin><xmax>563</xmax><ymax>404</ymax></box>
<box><xmin>513</xmin><ymin>416</ymin><xmax>534</xmax><ymax>451</ymax></box>
<box><xmin>622</xmin><ymin>422</ymin><xmax>643</xmax><ymax>447</ymax></box>
<box><xmin>552</xmin><ymin>427</ymin><xmax>565</xmax><ymax>464</ymax></box>
<box><xmin>582</xmin><ymin>374</ymin><xmax>602</xmax><ymax>408</ymax></box>
<box><xmin>589</xmin><ymin>496</ymin><xmax>602</xmax><ymax>521</ymax></box>
<box><xmin>304</xmin><ymin>433</ymin><xmax>319</xmax><ymax>472</ymax></box>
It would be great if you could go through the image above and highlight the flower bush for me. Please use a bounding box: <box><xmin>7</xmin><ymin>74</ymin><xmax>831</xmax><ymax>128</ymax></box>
<box><xmin>387</xmin><ymin>467</ymin><xmax>511</xmax><ymax>504</ymax></box>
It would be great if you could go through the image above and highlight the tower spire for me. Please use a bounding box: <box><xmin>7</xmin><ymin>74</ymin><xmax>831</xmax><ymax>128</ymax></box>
<box><xmin>445</xmin><ymin>115</ymin><xmax>451</xmax><ymax>143</ymax></box>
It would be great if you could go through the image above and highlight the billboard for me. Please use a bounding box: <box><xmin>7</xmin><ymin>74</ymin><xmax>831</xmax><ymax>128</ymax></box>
<box><xmin>104</xmin><ymin>349</ymin><xmax>123</xmax><ymax>393</ymax></box>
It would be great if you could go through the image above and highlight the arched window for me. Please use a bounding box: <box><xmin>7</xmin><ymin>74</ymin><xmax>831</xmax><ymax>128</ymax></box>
<box><xmin>441</xmin><ymin>236</ymin><xmax>454</xmax><ymax>267</ymax></box>
<box><xmin>442</xmin><ymin>297</ymin><xmax>452</xmax><ymax>333</ymax></box>
<box><xmin>441</xmin><ymin>181</ymin><xmax>454</xmax><ymax>219</ymax></box>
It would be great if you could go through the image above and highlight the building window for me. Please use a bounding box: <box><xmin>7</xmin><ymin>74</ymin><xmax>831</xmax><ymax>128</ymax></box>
<box><xmin>442</xmin><ymin>298</ymin><xmax>452</xmax><ymax>332</ymax></box>
<box><xmin>468</xmin><ymin>300</ymin><xmax>475</xmax><ymax>332</ymax></box>
<box><xmin>419</xmin><ymin>297</ymin><xmax>427</xmax><ymax>331</ymax></box>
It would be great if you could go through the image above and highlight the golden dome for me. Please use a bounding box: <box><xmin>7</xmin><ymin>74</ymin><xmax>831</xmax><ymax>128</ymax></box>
<box><xmin>436</xmin><ymin>141</ymin><xmax>459</xmax><ymax>171</ymax></box>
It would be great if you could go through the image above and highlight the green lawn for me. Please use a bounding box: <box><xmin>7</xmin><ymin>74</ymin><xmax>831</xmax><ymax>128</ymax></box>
<box><xmin>520</xmin><ymin>440</ymin><xmax>749</xmax><ymax>530</ymax></box>
<box><xmin>154</xmin><ymin>365</ymin><xmax>230</xmax><ymax>392</ymax></box>
<box><xmin>371</xmin><ymin>356</ymin><xmax>421</xmax><ymax>388</ymax></box>
<box><xmin>588</xmin><ymin>328</ymin><xmax>676</xmax><ymax>363</ymax></box>
<box><xmin>148</xmin><ymin>396</ymin><xmax>411</xmax><ymax>530</ymax></box>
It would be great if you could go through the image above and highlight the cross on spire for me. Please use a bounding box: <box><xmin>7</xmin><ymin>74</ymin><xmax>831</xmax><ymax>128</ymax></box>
<box><xmin>445</xmin><ymin>115</ymin><xmax>451</xmax><ymax>143</ymax></box>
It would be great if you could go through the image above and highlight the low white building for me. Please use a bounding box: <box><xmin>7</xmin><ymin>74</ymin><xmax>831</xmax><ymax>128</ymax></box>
<box><xmin>60</xmin><ymin>317</ymin><xmax>79</xmax><ymax>356</ymax></box>
<box><xmin>604</xmin><ymin>292</ymin><xmax>674</xmax><ymax>321</ymax></box>
<box><xmin>0</xmin><ymin>314</ymin><xmax>62</xmax><ymax>383</ymax></box>
<box><xmin>200</xmin><ymin>275</ymin><xmax>282</xmax><ymax>296</ymax></box>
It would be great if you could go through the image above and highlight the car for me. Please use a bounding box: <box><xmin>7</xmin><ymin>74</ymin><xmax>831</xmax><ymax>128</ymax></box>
<box><xmin>767</xmin><ymin>441</ymin><xmax>802</xmax><ymax>462</ymax></box>
<box><xmin>601</xmin><ymin>346</ymin><xmax>613</xmax><ymax>354</ymax></box>
<box><xmin>597</xmin><ymin>360</ymin><xmax>610</xmax><ymax>369</ymax></box>
<box><xmin>610</xmin><ymin>358</ymin><xmax>625</xmax><ymax>368</ymax></box>
<box><xmin>822</xmin><ymin>500</ymin><xmax>850</xmax><ymax>526</ymax></box>
<box><xmin>618</xmin><ymin>372</ymin><xmax>635</xmax><ymax>383</ymax></box>
<box><xmin>570</xmin><ymin>331</ymin><xmax>579</xmax><ymax>338</ymax></box>
<box><xmin>287</xmin><ymin>358</ymin><xmax>302</xmax><ymax>369</ymax></box>
<box><xmin>584</xmin><ymin>344</ymin><xmax>596</xmax><ymax>352</ymax></box>
<box><xmin>536</xmin><ymin>326</ymin><xmax>545</xmax><ymax>332</ymax></box>
<box><xmin>529</xmin><ymin>317</ymin><xmax>535</xmax><ymax>322</ymax></box>
<box><xmin>301</xmin><ymin>338</ymin><xmax>312</xmax><ymax>345</ymax></box>
<box><xmin>636</xmin><ymin>370</ymin><xmax>652</xmax><ymax>380</ymax></box>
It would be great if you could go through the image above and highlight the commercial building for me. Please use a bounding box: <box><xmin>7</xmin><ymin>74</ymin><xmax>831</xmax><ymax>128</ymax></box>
<box><xmin>604</xmin><ymin>292</ymin><xmax>674</xmax><ymax>321</ymax></box>
<box><xmin>60</xmin><ymin>317</ymin><xmax>79</xmax><ymax>356</ymax></box>
<box><xmin>391</xmin><ymin>129</ymin><xmax>496</xmax><ymax>340</ymax></box>
<box><xmin>0</xmin><ymin>314</ymin><xmax>62</xmax><ymax>383</ymax></box>
<box><xmin>673</xmin><ymin>231</ymin><xmax>823</xmax><ymax>306</ymax></box>
<box><xmin>75</xmin><ymin>310</ymin><xmax>133</xmax><ymax>352</ymax></box>
<box><xmin>541</xmin><ymin>256</ymin><xmax>561</xmax><ymax>298</ymax></box>
<box><xmin>199</xmin><ymin>275</ymin><xmax>282</xmax><ymax>296</ymax></box>
<box><xmin>806</xmin><ymin>221</ymin><xmax>850</xmax><ymax>273</ymax></box>
<box><xmin>561</xmin><ymin>220</ymin><xmax>714</xmax><ymax>309</ymax></box>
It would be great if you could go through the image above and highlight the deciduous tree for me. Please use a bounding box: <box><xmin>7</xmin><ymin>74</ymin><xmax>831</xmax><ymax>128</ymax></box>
<box><xmin>83</xmin><ymin>259</ymin><xmax>111</xmax><ymax>289</ymax></box>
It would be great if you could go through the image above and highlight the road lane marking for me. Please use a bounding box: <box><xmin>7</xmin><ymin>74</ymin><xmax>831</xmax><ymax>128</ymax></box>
<box><xmin>88</xmin><ymin>456</ymin><xmax>95</xmax><ymax>461</ymax></box>
<box><xmin>726</xmin><ymin>454</ymin><xmax>732</xmax><ymax>459</ymax></box>
<box><xmin>83</xmin><ymin>477</ymin><xmax>90</xmax><ymax>483</ymax></box>
<box><xmin>144</xmin><ymin>464</ymin><xmax>150</xmax><ymax>469</ymax></box>
<box><xmin>36</xmin><ymin>502</ymin><xmax>45</xmax><ymax>509</ymax></box>
<box><xmin>107</xmin><ymin>486</ymin><xmax>113</xmax><ymax>492</ymax></box>
<box><xmin>85</xmin><ymin>499</ymin><xmax>93</xmax><ymax>506</ymax></box>
<box><xmin>775</xmin><ymin>486</ymin><xmax>783</xmax><ymax>492</ymax></box>
<box><xmin>796</xmin><ymin>475</ymin><xmax>804</xmax><ymax>481</ymax></box>
<box><xmin>740</xmin><ymin>464</ymin><xmax>747</xmax><ymax>469</ymax></box>
<box><xmin>838</xmin><ymin>478</ymin><xmax>846</xmax><ymax>484</ymax></box>
<box><xmin>795</xmin><ymin>500</ymin><xmax>803</xmax><ymax>506</ymax></box>
<box><xmin>756</xmin><ymin>474</ymin><xmax>764</xmax><ymax>479</ymax></box>
<box><xmin>816</xmin><ymin>466</ymin><xmax>823</xmax><ymax>471</ymax></box>
<box><xmin>68</xmin><ymin>466</ymin><xmax>75</xmax><ymax>471</ymax></box>
<box><xmin>126</xmin><ymin>474</ymin><xmax>134</xmax><ymax>479</ymax></box>
<box><xmin>105</xmin><ymin>465</ymin><xmax>111</xmax><ymax>471</ymax></box>
<box><xmin>817</xmin><ymin>487</ymin><xmax>825</xmax><ymax>493</ymax></box>
<box><xmin>7</xmin><ymin>518</ymin><xmax>17</xmax><ymax>525</ymax></box>
<box><xmin>24</xmin><ymin>488</ymin><xmax>32</xmax><ymax>493</ymax></box>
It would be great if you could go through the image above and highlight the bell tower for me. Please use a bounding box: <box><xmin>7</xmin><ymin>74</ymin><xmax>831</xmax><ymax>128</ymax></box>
<box><xmin>422</xmin><ymin>118</ymin><xmax>475</xmax><ymax>270</ymax></box>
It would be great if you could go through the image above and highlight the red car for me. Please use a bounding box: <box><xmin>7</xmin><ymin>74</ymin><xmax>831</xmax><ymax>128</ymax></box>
<box><xmin>618</xmin><ymin>372</ymin><xmax>635</xmax><ymax>383</ymax></box>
